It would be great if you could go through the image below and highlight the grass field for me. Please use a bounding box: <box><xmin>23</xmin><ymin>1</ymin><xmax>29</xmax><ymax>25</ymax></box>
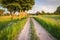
<box><xmin>0</xmin><ymin>16</ymin><xmax>27</xmax><ymax>40</ymax></box>
<box><xmin>0</xmin><ymin>16</ymin><xmax>11</xmax><ymax>30</ymax></box>
<box><xmin>0</xmin><ymin>16</ymin><xmax>20</xmax><ymax>31</ymax></box>
<box><xmin>41</xmin><ymin>15</ymin><xmax>60</xmax><ymax>19</ymax></box>
<box><xmin>34</xmin><ymin>15</ymin><xmax>60</xmax><ymax>40</ymax></box>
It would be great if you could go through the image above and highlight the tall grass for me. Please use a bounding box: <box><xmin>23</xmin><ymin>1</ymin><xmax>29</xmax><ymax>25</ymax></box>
<box><xmin>34</xmin><ymin>16</ymin><xmax>60</xmax><ymax>40</ymax></box>
<box><xmin>41</xmin><ymin>15</ymin><xmax>60</xmax><ymax>19</ymax></box>
<box><xmin>0</xmin><ymin>16</ymin><xmax>20</xmax><ymax>31</ymax></box>
<box><xmin>30</xmin><ymin>18</ymin><xmax>39</xmax><ymax>40</ymax></box>
<box><xmin>0</xmin><ymin>16</ymin><xmax>11</xmax><ymax>30</ymax></box>
<box><xmin>0</xmin><ymin>18</ymin><xmax>27</xmax><ymax>40</ymax></box>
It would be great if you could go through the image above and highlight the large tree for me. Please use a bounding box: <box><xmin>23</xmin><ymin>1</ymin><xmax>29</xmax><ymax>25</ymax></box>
<box><xmin>0</xmin><ymin>0</ymin><xmax>21</xmax><ymax>19</ymax></box>
<box><xmin>6</xmin><ymin>4</ymin><xmax>21</xmax><ymax>19</ymax></box>
<box><xmin>36</xmin><ymin>11</ymin><xmax>41</xmax><ymax>15</ymax></box>
<box><xmin>0</xmin><ymin>0</ymin><xmax>35</xmax><ymax>12</ymax></box>
<box><xmin>54</xmin><ymin>6</ymin><xmax>60</xmax><ymax>14</ymax></box>
<box><xmin>0</xmin><ymin>0</ymin><xmax>21</xmax><ymax>13</ymax></box>
<box><xmin>0</xmin><ymin>0</ymin><xmax>35</xmax><ymax>19</ymax></box>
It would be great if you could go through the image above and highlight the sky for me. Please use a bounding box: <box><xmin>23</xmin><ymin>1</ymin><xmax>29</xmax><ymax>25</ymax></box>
<box><xmin>0</xmin><ymin>0</ymin><xmax>60</xmax><ymax>13</ymax></box>
<box><xmin>0</xmin><ymin>5</ymin><xmax>8</xmax><ymax>13</ymax></box>
<box><xmin>27</xmin><ymin>0</ymin><xmax>60</xmax><ymax>13</ymax></box>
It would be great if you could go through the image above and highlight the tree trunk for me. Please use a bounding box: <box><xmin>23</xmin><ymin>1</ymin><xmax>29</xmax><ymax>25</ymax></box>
<box><xmin>10</xmin><ymin>12</ymin><xmax>13</xmax><ymax>20</ymax></box>
<box><xmin>13</xmin><ymin>11</ymin><xmax>16</xmax><ymax>20</ymax></box>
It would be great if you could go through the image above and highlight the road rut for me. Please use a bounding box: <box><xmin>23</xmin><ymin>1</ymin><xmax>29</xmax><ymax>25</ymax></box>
<box><xmin>18</xmin><ymin>18</ymin><xmax>30</xmax><ymax>40</ymax></box>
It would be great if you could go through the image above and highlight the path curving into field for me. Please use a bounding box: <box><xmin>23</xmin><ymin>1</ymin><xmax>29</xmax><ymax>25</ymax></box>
<box><xmin>18</xmin><ymin>18</ymin><xmax>30</xmax><ymax>40</ymax></box>
<box><xmin>31</xmin><ymin>18</ymin><xmax>56</xmax><ymax>40</ymax></box>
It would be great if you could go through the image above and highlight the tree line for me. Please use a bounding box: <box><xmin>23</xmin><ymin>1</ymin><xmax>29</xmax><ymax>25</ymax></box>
<box><xmin>35</xmin><ymin>6</ymin><xmax>60</xmax><ymax>15</ymax></box>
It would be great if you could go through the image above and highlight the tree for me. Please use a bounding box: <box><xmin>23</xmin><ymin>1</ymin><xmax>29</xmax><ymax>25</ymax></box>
<box><xmin>0</xmin><ymin>0</ymin><xmax>35</xmax><ymax>19</ymax></box>
<box><xmin>4</xmin><ymin>4</ymin><xmax>21</xmax><ymax>20</ymax></box>
<box><xmin>0</xmin><ymin>0</ymin><xmax>35</xmax><ymax>12</ymax></box>
<box><xmin>0</xmin><ymin>0</ymin><xmax>21</xmax><ymax>20</ymax></box>
<box><xmin>41</xmin><ymin>11</ymin><xmax>46</xmax><ymax>15</ymax></box>
<box><xmin>0</xmin><ymin>9</ymin><xmax>4</xmax><ymax>16</ymax></box>
<box><xmin>54</xmin><ymin>6</ymin><xmax>60</xmax><ymax>14</ymax></box>
<box><xmin>36</xmin><ymin>11</ymin><xmax>41</xmax><ymax>15</ymax></box>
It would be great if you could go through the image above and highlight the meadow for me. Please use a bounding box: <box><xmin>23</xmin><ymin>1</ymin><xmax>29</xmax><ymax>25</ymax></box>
<box><xmin>0</xmin><ymin>16</ymin><xmax>27</xmax><ymax>40</ymax></box>
<box><xmin>0</xmin><ymin>16</ymin><xmax>11</xmax><ymax>30</ymax></box>
<box><xmin>34</xmin><ymin>15</ymin><xmax>60</xmax><ymax>40</ymax></box>
<box><xmin>42</xmin><ymin>15</ymin><xmax>60</xmax><ymax>19</ymax></box>
<box><xmin>0</xmin><ymin>16</ymin><xmax>20</xmax><ymax>31</ymax></box>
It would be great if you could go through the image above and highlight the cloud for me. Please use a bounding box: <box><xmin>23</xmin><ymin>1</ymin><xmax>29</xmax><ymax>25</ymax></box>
<box><xmin>46</xmin><ymin>0</ymin><xmax>57</xmax><ymax>2</ymax></box>
<box><xmin>40</xmin><ymin>5</ymin><xmax>57</xmax><ymax>12</ymax></box>
<box><xmin>27</xmin><ymin>4</ymin><xmax>58</xmax><ymax>13</ymax></box>
<box><xmin>27</xmin><ymin>0</ymin><xmax>60</xmax><ymax>13</ymax></box>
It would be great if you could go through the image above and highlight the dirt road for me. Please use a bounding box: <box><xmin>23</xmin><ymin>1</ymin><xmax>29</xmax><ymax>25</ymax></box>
<box><xmin>18</xmin><ymin>18</ymin><xmax>30</xmax><ymax>40</ymax></box>
<box><xmin>31</xmin><ymin>18</ymin><xmax>56</xmax><ymax>40</ymax></box>
<box><xmin>18</xmin><ymin>17</ymin><xmax>56</xmax><ymax>40</ymax></box>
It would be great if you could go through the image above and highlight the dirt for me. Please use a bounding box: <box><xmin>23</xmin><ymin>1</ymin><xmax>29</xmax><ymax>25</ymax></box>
<box><xmin>18</xmin><ymin>18</ymin><xmax>30</xmax><ymax>40</ymax></box>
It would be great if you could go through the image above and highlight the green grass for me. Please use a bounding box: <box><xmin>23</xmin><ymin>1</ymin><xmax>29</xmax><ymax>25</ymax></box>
<box><xmin>0</xmin><ymin>21</ymin><xmax>11</xmax><ymax>30</ymax></box>
<box><xmin>42</xmin><ymin>15</ymin><xmax>60</xmax><ymax>19</ymax></box>
<box><xmin>0</xmin><ymin>16</ymin><xmax>20</xmax><ymax>31</ymax></box>
<box><xmin>0</xmin><ymin>16</ymin><xmax>11</xmax><ymax>30</ymax></box>
<box><xmin>0</xmin><ymin>18</ymin><xmax>27</xmax><ymax>40</ymax></box>
<box><xmin>34</xmin><ymin>16</ymin><xmax>60</xmax><ymax>40</ymax></box>
<box><xmin>30</xmin><ymin>18</ymin><xmax>39</xmax><ymax>40</ymax></box>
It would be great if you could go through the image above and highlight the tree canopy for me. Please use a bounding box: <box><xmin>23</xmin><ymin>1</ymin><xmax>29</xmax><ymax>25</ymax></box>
<box><xmin>0</xmin><ymin>0</ymin><xmax>35</xmax><ymax>19</ymax></box>
<box><xmin>0</xmin><ymin>0</ymin><xmax>35</xmax><ymax>12</ymax></box>
<box><xmin>55</xmin><ymin>6</ymin><xmax>60</xmax><ymax>14</ymax></box>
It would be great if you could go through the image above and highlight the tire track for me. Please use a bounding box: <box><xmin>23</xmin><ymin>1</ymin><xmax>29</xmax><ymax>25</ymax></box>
<box><xmin>18</xmin><ymin>18</ymin><xmax>30</xmax><ymax>40</ymax></box>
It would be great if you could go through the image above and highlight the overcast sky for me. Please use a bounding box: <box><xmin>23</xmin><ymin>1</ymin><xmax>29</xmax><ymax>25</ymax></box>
<box><xmin>27</xmin><ymin>0</ymin><xmax>60</xmax><ymax>13</ymax></box>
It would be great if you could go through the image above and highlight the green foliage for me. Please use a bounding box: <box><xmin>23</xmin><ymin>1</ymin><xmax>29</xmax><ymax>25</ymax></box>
<box><xmin>0</xmin><ymin>20</ymin><xmax>11</xmax><ymax>31</ymax></box>
<box><xmin>55</xmin><ymin>6</ymin><xmax>60</xmax><ymax>14</ymax></box>
<box><xmin>0</xmin><ymin>0</ymin><xmax>35</xmax><ymax>12</ymax></box>
<box><xmin>19</xmin><ymin>0</ymin><xmax>35</xmax><ymax>11</ymax></box>
<box><xmin>41</xmin><ymin>11</ymin><xmax>45</xmax><ymax>14</ymax></box>
<box><xmin>0</xmin><ymin>16</ymin><xmax>11</xmax><ymax>30</ymax></box>
<box><xmin>0</xmin><ymin>0</ymin><xmax>35</xmax><ymax>20</ymax></box>
<box><xmin>0</xmin><ymin>18</ymin><xmax>27</xmax><ymax>40</ymax></box>
<box><xmin>36</xmin><ymin>11</ymin><xmax>41</xmax><ymax>15</ymax></box>
<box><xmin>6</xmin><ymin>4</ymin><xmax>21</xmax><ymax>13</ymax></box>
<box><xmin>34</xmin><ymin>16</ymin><xmax>60</xmax><ymax>40</ymax></box>
<box><xmin>42</xmin><ymin>15</ymin><xmax>60</xmax><ymax>19</ymax></box>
